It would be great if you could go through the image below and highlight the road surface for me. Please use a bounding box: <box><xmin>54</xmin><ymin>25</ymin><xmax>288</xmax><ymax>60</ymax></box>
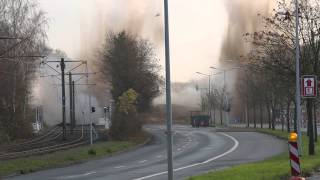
<box><xmin>7</xmin><ymin>125</ymin><xmax>287</xmax><ymax>180</ymax></box>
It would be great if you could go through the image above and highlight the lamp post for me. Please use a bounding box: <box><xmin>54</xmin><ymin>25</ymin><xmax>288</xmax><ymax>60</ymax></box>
<box><xmin>196</xmin><ymin>72</ymin><xmax>212</xmax><ymax>124</ymax></box>
<box><xmin>275</xmin><ymin>1</ymin><xmax>302</xmax><ymax>155</ymax></box>
<box><xmin>294</xmin><ymin>0</ymin><xmax>303</xmax><ymax>156</ymax></box>
<box><xmin>163</xmin><ymin>0</ymin><xmax>173</xmax><ymax>179</ymax></box>
<box><xmin>196</xmin><ymin>72</ymin><xmax>211</xmax><ymax>95</ymax></box>
<box><xmin>210</xmin><ymin>67</ymin><xmax>240</xmax><ymax>127</ymax></box>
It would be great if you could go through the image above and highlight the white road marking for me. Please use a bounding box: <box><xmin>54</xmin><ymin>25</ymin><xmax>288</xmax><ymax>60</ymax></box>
<box><xmin>156</xmin><ymin>155</ymin><xmax>163</xmax><ymax>158</ymax></box>
<box><xmin>114</xmin><ymin>165</ymin><xmax>126</xmax><ymax>169</ymax></box>
<box><xmin>133</xmin><ymin>132</ymin><xmax>239</xmax><ymax>180</ymax></box>
<box><xmin>55</xmin><ymin>171</ymin><xmax>96</xmax><ymax>179</ymax></box>
<box><xmin>201</xmin><ymin>147</ymin><xmax>216</xmax><ymax>150</ymax></box>
<box><xmin>139</xmin><ymin>160</ymin><xmax>147</xmax><ymax>163</ymax></box>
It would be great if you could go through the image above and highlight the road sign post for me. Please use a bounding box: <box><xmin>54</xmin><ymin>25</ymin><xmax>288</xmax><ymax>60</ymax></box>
<box><xmin>301</xmin><ymin>75</ymin><xmax>317</xmax><ymax>98</ymax></box>
<box><xmin>301</xmin><ymin>75</ymin><xmax>317</xmax><ymax>155</ymax></box>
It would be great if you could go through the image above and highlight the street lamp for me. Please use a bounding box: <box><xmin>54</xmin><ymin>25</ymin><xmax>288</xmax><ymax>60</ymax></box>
<box><xmin>210</xmin><ymin>66</ymin><xmax>240</xmax><ymax>127</ymax></box>
<box><xmin>276</xmin><ymin>1</ymin><xmax>302</xmax><ymax>155</ymax></box>
<box><xmin>213</xmin><ymin>61</ymin><xmax>251</xmax><ymax>127</ymax></box>
<box><xmin>196</xmin><ymin>72</ymin><xmax>212</xmax><ymax>124</ymax></box>
<box><xmin>196</xmin><ymin>72</ymin><xmax>211</xmax><ymax>94</ymax></box>
<box><xmin>210</xmin><ymin>67</ymin><xmax>240</xmax><ymax>88</ymax></box>
<box><xmin>294</xmin><ymin>0</ymin><xmax>303</xmax><ymax>156</ymax></box>
<box><xmin>163</xmin><ymin>0</ymin><xmax>174</xmax><ymax>179</ymax></box>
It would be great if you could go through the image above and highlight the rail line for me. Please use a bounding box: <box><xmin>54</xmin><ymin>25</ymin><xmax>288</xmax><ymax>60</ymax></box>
<box><xmin>0</xmin><ymin>125</ymin><xmax>102</xmax><ymax>161</ymax></box>
<box><xmin>1</xmin><ymin>126</ymin><xmax>61</xmax><ymax>150</ymax></box>
<box><xmin>0</xmin><ymin>134</ymin><xmax>88</xmax><ymax>160</ymax></box>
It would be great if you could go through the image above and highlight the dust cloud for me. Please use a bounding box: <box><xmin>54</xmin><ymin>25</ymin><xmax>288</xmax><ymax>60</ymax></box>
<box><xmin>35</xmin><ymin>0</ymin><xmax>277</xmax><ymax>126</ymax></box>
<box><xmin>220</xmin><ymin>0</ymin><xmax>274</xmax><ymax>61</ymax></box>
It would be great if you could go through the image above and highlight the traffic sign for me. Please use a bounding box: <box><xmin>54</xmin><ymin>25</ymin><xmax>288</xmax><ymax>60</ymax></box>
<box><xmin>301</xmin><ymin>75</ymin><xmax>317</xmax><ymax>98</ymax></box>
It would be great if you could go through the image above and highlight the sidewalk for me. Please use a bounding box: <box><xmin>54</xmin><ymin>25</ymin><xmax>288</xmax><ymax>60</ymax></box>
<box><xmin>229</xmin><ymin>123</ymin><xmax>320</xmax><ymax>133</ymax></box>
<box><xmin>307</xmin><ymin>176</ymin><xmax>320</xmax><ymax>180</ymax></box>
<box><xmin>228</xmin><ymin>123</ymin><xmax>320</xmax><ymax>180</ymax></box>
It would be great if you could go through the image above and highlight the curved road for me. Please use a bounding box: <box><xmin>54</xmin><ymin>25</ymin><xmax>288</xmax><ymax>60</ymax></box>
<box><xmin>7</xmin><ymin>125</ymin><xmax>287</xmax><ymax>180</ymax></box>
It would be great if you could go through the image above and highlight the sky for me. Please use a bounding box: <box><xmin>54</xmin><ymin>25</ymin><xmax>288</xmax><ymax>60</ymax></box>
<box><xmin>39</xmin><ymin>0</ymin><xmax>228</xmax><ymax>83</ymax></box>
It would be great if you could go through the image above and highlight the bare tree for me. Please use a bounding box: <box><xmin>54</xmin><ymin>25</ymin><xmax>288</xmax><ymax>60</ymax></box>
<box><xmin>0</xmin><ymin>0</ymin><xmax>48</xmax><ymax>142</ymax></box>
<box><xmin>239</xmin><ymin>0</ymin><xmax>320</xmax><ymax>155</ymax></box>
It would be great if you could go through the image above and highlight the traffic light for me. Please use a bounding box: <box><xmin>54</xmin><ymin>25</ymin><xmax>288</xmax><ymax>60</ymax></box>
<box><xmin>91</xmin><ymin>107</ymin><xmax>96</xmax><ymax>113</ymax></box>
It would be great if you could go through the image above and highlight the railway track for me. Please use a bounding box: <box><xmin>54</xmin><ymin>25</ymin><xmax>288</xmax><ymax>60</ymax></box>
<box><xmin>0</xmin><ymin>126</ymin><xmax>61</xmax><ymax>150</ymax></box>
<box><xmin>0</xmin><ymin>135</ymin><xmax>88</xmax><ymax>160</ymax></box>
<box><xmin>2</xmin><ymin>127</ymin><xmax>63</xmax><ymax>152</ymax></box>
<box><xmin>0</xmin><ymin>126</ymin><xmax>94</xmax><ymax>161</ymax></box>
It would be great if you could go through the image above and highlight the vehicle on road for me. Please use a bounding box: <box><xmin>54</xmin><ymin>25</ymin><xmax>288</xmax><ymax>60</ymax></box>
<box><xmin>190</xmin><ymin>111</ymin><xmax>210</xmax><ymax>127</ymax></box>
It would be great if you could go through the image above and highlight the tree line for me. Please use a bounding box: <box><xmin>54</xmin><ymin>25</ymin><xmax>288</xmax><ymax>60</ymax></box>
<box><xmin>235</xmin><ymin>0</ymin><xmax>320</xmax><ymax>155</ymax></box>
<box><xmin>0</xmin><ymin>0</ymin><xmax>48</xmax><ymax>142</ymax></box>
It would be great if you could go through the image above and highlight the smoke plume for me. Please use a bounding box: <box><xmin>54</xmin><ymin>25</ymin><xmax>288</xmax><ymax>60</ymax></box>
<box><xmin>220</xmin><ymin>0</ymin><xmax>274</xmax><ymax>61</ymax></box>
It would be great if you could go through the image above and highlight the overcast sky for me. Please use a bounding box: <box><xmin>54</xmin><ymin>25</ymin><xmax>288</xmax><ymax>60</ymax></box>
<box><xmin>39</xmin><ymin>0</ymin><xmax>228</xmax><ymax>82</ymax></box>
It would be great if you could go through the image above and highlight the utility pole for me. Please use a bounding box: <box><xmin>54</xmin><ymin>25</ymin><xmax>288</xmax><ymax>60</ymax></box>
<box><xmin>85</xmin><ymin>62</ymin><xmax>93</xmax><ymax>145</ymax></box>
<box><xmin>104</xmin><ymin>106</ymin><xmax>107</xmax><ymax>126</ymax></box>
<box><xmin>245</xmin><ymin>69</ymin><xmax>249</xmax><ymax>127</ymax></box>
<box><xmin>69</xmin><ymin>72</ymin><xmax>73</xmax><ymax>133</ymax></box>
<box><xmin>72</xmin><ymin>80</ymin><xmax>76</xmax><ymax>130</ymax></box>
<box><xmin>69</xmin><ymin>73</ymin><xmax>76</xmax><ymax>132</ymax></box>
<box><xmin>223</xmin><ymin>70</ymin><xmax>229</xmax><ymax>127</ymax></box>
<box><xmin>42</xmin><ymin>59</ymin><xmax>89</xmax><ymax>140</ymax></box>
<box><xmin>208</xmin><ymin>75</ymin><xmax>212</xmax><ymax>125</ymax></box>
<box><xmin>164</xmin><ymin>0</ymin><xmax>174</xmax><ymax>179</ymax></box>
<box><xmin>60</xmin><ymin>58</ymin><xmax>67</xmax><ymax>140</ymax></box>
<box><xmin>196</xmin><ymin>72</ymin><xmax>212</xmax><ymax>124</ymax></box>
<box><xmin>314</xmin><ymin>104</ymin><xmax>318</xmax><ymax>142</ymax></box>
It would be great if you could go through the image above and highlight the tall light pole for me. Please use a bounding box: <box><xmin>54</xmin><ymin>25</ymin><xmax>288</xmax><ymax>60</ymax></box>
<box><xmin>276</xmin><ymin>2</ymin><xmax>302</xmax><ymax>155</ymax></box>
<box><xmin>196</xmin><ymin>72</ymin><xmax>212</xmax><ymax>124</ymax></box>
<box><xmin>210</xmin><ymin>67</ymin><xmax>240</xmax><ymax>127</ymax></box>
<box><xmin>294</xmin><ymin>0</ymin><xmax>302</xmax><ymax>155</ymax></box>
<box><xmin>163</xmin><ymin>0</ymin><xmax>174</xmax><ymax>179</ymax></box>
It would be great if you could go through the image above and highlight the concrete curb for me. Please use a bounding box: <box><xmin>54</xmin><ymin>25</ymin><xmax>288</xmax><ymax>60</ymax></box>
<box><xmin>214</xmin><ymin>127</ymin><xmax>258</xmax><ymax>132</ymax></box>
<box><xmin>306</xmin><ymin>175</ymin><xmax>320</xmax><ymax>180</ymax></box>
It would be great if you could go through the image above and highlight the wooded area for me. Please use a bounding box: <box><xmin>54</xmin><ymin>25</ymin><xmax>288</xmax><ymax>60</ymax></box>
<box><xmin>0</xmin><ymin>0</ymin><xmax>48</xmax><ymax>142</ymax></box>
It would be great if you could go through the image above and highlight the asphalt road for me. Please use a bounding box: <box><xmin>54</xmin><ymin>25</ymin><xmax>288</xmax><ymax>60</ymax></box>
<box><xmin>7</xmin><ymin>125</ymin><xmax>287</xmax><ymax>180</ymax></box>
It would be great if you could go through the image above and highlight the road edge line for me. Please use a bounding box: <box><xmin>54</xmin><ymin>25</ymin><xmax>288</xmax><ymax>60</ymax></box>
<box><xmin>133</xmin><ymin>132</ymin><xmax>239</xmax><ymax>180</ymax></box>
<box><xmin>202</xmin><ymin>132</ymin><xmax>239</xmax><ymax>164</ymax></box>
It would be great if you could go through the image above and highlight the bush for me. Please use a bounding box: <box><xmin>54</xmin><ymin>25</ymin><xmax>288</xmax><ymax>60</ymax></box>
<box><xmin>87</xmin><ymin>149</ymin><xmax>96</xmax><ymax>155</ymax></box>
<box><xmin>106</xmin><ymin>148</ymin><xmax>112</xmax><ymax>153</ymax></box>
<box><xmin>110</xmin><ymin>89</ymin><xmax>142</xmax><ymax>140</ymax></box>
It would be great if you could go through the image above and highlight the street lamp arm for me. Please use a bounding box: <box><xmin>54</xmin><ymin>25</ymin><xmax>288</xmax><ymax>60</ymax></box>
<box><xmin>196</xmin><ymin>72</ymin><xmax>210</xmax><ymax>77</ymax></box>
<box><xmin>210</xmin><ymin>66</ymin><xmax>223</xmax><ymax>71</ymax></box>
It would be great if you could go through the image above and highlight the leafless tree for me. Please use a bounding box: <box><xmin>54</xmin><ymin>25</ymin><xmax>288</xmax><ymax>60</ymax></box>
<box><xmin>0</xmin><ymin>0</ymin><xmax>48</xmax><ymax>142</ymax></box>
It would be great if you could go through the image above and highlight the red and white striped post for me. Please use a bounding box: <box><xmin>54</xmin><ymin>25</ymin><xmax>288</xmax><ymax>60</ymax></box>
<box><xmin>288</xmin><ymin>133</ymin><xmax>305</xmax><ymax>180</ymax></box>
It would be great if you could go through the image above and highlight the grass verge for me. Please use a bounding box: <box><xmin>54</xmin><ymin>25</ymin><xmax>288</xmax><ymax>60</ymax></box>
<box><xmin>188</xmin><ymin>129</ymin><xmax>320</xmax><ymax>180</ymax></box>
<box><xmin>0</xmin><ymin>132</ymin><xmax>149</xmax><ymax>177</ymax></box>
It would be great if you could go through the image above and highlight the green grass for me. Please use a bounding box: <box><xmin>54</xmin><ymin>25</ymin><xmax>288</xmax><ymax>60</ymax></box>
<box><xmin>0</xmin><ymin>134</ymin><xmax>149</xmax><ymax>177</ymax></box>
<box><xmin>188</xmin><ymin>129</ymin><xmax>320</xmax><ymax>180</ymax></box>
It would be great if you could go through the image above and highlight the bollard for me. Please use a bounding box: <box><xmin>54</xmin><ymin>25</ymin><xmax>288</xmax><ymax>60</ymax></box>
<box><xmin>288</xmin><ymin>132</ymin><xmax>303</xmax><ymax>179</ymax></box>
